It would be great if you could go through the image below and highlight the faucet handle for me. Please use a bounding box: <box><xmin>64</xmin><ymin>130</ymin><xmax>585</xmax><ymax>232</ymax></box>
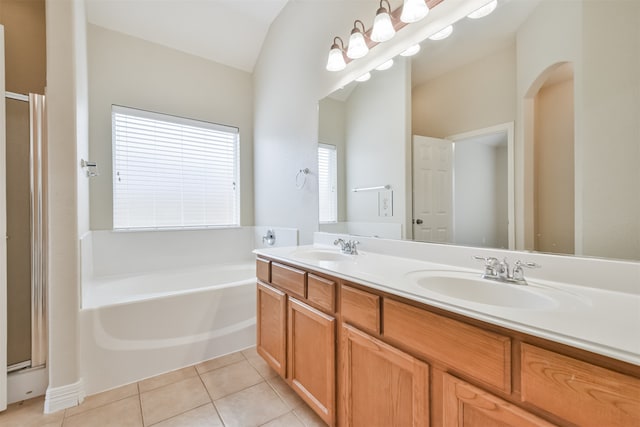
<box><xmin>514</xmin><ymin>260</ymin><xmax>541</xmax><ymax>269</ymax></box>
<box><xmin>334</xmin><ymin>238</ymin><xmax>345</xmax><ymax>247</ymax></box>
<box><xmin>473</xmin><ymin>256</ymin><xmax>499</xmax><ymax>276</ymax></box>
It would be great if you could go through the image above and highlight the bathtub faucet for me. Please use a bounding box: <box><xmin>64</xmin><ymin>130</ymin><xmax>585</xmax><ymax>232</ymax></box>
<box><xmin>334</xmin><ymin>239</ymin><xmax>359</xmax><ymax>255</ymax></box>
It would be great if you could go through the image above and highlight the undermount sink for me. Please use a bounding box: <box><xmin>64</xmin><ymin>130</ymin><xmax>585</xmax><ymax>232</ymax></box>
<box><xmin>290</xmin><ymin>248</ymin><xmax>354</xmax><ymax>262</ymax></box>
<box><xmin>405</xmin><ymin>270</ymin><xmax>557</xmax><ymax>310</ymax></box>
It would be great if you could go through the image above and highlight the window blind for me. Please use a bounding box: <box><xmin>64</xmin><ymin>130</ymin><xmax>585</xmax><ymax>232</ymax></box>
<box><xmin>112</xmin><ymin>105</ymin><xmax>240</xmax><ymax>230</ymax></box>
<box><xmin>318</xmin><ymin>143</ymin><xmax>338</xmax><ymax>223</ymax></box>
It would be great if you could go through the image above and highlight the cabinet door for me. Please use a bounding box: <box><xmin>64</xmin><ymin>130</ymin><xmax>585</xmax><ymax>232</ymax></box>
<box><xmin>257</xmin><ymin>282</ymin><xmax>287</xmax><ymax>377</ymax></box>
<box><xmin>288</xmin><ymin>298</ymin><xmax>336</xmax><ymax>426</ymax></box>
<box><xmin>341</xmin><ymin>324</ymin><xmax>429</xmax><ymax>427</ymax></box>
<box><xmin>442</xmin><ymin>374</ymin><xmax>555</xmax><ymax>427</ymax></box>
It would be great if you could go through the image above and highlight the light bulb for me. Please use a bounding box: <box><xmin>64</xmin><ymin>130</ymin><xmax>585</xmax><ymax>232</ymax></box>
<box><xmin>400</xmin><ymin>0</ymin><xmax>429</xmax><ymax>23</ymax></box>
<box><xmin>326</xmin><ymin>39</ymin><xmax>346</xmax><ymax>72</ymax></box>
<box><xmin>371</xmin><ymin>3</ymin><xmax>395</xmax><ymax>43</ymax></box>
<box><xmin>376</xmin><ymin>59</ymin><xmax>394</xmax><ymax>71</ymax></box>
<box><xmin>467</xmin><ymin>0</ymin><xmax>498</xmax><ymax>19</ymax></box>
<box><xmin>400</xmin><ymin>44</ymin><xmax>421</xmax><ymax>57</ymax></box>
<box><xmin>355</xmin><ymin>72</ymin><xmax>371</xmax><ymax>82</ymax></box>
<box><xmin>347</xmin><ymin>22</ymin><xmax>369</xmax><ymax>59</ymax></box>
<box><xmin>429</xmin><ymin>25</ymin><xmax>453</xmax><ymax>41</ymax></box>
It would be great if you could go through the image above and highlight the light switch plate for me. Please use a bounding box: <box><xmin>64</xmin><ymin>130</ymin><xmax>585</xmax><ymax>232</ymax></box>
<box><xmin>378</xmin><ymin>190</ymin><xmax>393</xmax><ymax>217</ymax></box>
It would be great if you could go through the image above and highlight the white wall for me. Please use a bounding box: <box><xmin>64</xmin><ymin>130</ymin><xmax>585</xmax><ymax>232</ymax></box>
<box><xmin>412</xmin><ymin>44</ymin><xmax>516</xmax><ymax>138</ymax></box>
<box><xmin>87</xmin><ymin>24</ymin><xmax>255</xmax><ymax>230</ymax></box>
<box><xmin>44</xmin><ymin>0</ymin><xmax>85</xmax><ymax>411</ymax></box>
<box><xmin>345</xmin><ymin>60</ymin><xmax>410</xmax><ymax>237</ymax></box>
<box><xmin>580</xmin><ymin>0</ymin><xmax>640</xmax><ymax>260</ymax></box>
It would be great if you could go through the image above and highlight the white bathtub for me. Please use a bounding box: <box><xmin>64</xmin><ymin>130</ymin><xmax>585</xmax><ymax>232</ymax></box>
<box><xmin>79</xmin><ymin>262</ymin><xmax>257</xmax><ymax>394</ymax></box>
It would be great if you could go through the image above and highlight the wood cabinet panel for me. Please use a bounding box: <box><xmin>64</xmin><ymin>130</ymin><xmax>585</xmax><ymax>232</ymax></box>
<box><xmin>341</xmin><ymin>324</ymin><xmax>429</xmax><ymax>427</ymax></box>
<box><xmin>288</xmin><ymin>298</ymin><xmax>336</xmax><ymax>426</ymax></box>
<box><xmin>341</xmin><ymin>284</ymin><xmax>380</xmax><ymax>334</ymax></box>
<box><xmin>443</xmin><ymin>374</ymin><xmax>555</xmax><ymax>427</ymax></box>
<box><xmin>307</xmin><ymin>274</ymin><xmax>335</xmax><ymax>313</ymax></box>
<box><xmin>521</xmin><ymin>344</ymin><xmax>640</xmax><ymax>427</ymax></box>
<box><xmin>256</xmin><ymin>258</ymin><xmax>270</xmax><ymax>283</ymax></box>
<box><xmin>272</xmin><ymin>262</ymin><xmax>306</xmax><ymax>298</ymax></box>
<box><xmin>257</xmin><ymin>282</ymin><xmax>287</xmax><ymax>377</ymax></box>
<box><xmin>384</xmin><ymin>299</ymin><xmax>511</xmax><ymax>392</ymax></box>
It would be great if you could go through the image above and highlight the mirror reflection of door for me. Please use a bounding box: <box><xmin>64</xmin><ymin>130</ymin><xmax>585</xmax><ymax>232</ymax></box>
<box><xmin>412</xmin><ymin>136</ymin><xmax>453</xmax><ymax>243</ymax></box>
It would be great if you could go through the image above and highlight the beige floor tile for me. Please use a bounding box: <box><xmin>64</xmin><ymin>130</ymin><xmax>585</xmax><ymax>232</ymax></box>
<box><xmin>195</xmin><ymin>351</ymin><xmax>245</xmax><ymax>375</ymax></box>
<box><xmin>243</xmin><ymin>347</ymin><xmax>279</xmax><ymax>379</ymax></box>
<box><xmin>65</xmin><ymin>383</ymin><xmax>139</xmax><ymax>417</ymax></box>
<box><xmin>140</xmin><ymin>376</ymin><xmax>211</xmax><ymax>426</ymax></box>
<box><xmin>260</xmin><ymin>411</ymin><xmax>305</xmax><ymax>427</ymax></box>
<box><xmin>63</xmin><ymin>395</ymin><xmax>142</xmax><ymax>427</ymax></box>
<box><xmin>149</xmin><ymin>403</ymin><xmax>223</xmax><ymax>427</ymax></box>
<box><xmin>138</xmin><ymin>366</ymin><xmax>198</xmax><ymax>393</ymax></box>
<box><xmin>0</xmin><ymin>396</ymin><xmax>64</xmax><ymax>427</ymax></box>
<box><xmin>267</xmin><ymin>376</ymin><xmax>305</xmax><ymax>410</ymax></box>
<box><xmin>215</xmin><ymin>382</ymin><xmax>289</xmax><ymax>427</ymax></box>
<box><xmin>247</xmin><ymin>353</ymin><xmax>278</xmax><ymax>379</ymax></box>
<box><xmin>293</xmin><ymin>404</ymin><xmax>328</xmax><ymax>427</ymax></box>
<box><xmin>200</xmin><ymin>360</ymin><xmax>263</xmax><ymax>400</ymax></box>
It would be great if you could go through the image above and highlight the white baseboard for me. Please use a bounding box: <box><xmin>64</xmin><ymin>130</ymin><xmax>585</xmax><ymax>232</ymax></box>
<box><xmin>7</xmin><ymin>366</ymin><xmax>49</xmax><ymax>404</ymax></box>
<box><xmin>44</xmin><ymin>377</ymin><xmax>85</xmax><ymax>414</ymax></box>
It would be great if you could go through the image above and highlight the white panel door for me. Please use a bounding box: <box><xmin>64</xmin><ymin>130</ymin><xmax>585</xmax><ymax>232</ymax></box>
<box><xmin>0</xmin><ymin>25</ymin><xmax>8</xmax><ymax>412</ymax></box>
<box><xmin>412</xmin><ymin>135</ymin><xmax>453</xmax><ymax>243</ymax></box>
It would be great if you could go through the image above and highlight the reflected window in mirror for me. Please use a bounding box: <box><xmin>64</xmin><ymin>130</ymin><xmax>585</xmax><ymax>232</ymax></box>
<box><xmin>318</xmin><ymin>143</ymin><xmax>338</xmax><ymax>223</ymax></box>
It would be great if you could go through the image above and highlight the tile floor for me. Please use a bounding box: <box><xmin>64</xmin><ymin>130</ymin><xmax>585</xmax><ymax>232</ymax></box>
<box><xmin>0</xmin><ymin>347</ymin><xmax>327</xmax><ymax>427</ymax></box>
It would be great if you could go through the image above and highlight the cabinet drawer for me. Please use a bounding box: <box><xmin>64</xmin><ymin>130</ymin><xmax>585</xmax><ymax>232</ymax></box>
<box><xmin>383</xmin><ymin>299</ymin><xmax>511</xmax><ymax>392</ymax></box>
<box><xmin>256</xmin><ymin>258</ymin><xmax>270</xmax><ymax>283</ymax></box>
<box><xmin>272</xmin><ymin>262</ymin><xmax>306</xmax><ymax>297</ymax></box>
<box><xmin>307</xmin><ymin>274</ymin><xmax>335</xmax><ymax>313</ymax></box>
<box><xmin>521</xmin><ymin>344</ymin><xmax>640</xmax><ymax>427</ymax></box>
<box><xmin>341</xmin><ymin>284</ymin><xmax>380</xmax><ymax>334</ymax></box>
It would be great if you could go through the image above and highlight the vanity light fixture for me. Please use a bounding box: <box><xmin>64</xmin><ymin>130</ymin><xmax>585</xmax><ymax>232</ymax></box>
<box><xmin>428</xmin><ymin>25</ymin><xmax>453</xmax><ymax>41</ymax></box>
<box><xmin>400</xmin><ymin>44</ymin><xmax>421</xmax><ymax>57</ymax></box>
<box><xmin>371</xmin><ymin>0</ymin><xmax>396</xmax><ymax>43</ymax></box>
<box><xmin>376</xmin><ymin>59</ymin><xmax>394</xmax><ymax>71</ymax></box>
<box><xmin>347</xmin><ymin>20</ymin><xmax>369</xmax><ymax>59</ymax></box>
<box><xmin>400</xmin><ymin>0</ymin><xmax>429</xmax><ymax>23</ymax></box>
<box><xmin>467</xmin><ymin>0</ymin><xmax>498</xmax><ymax>19</ymax></box>
<box><xmin>355</xmin><ymin>72</ymin><xmax>371</xmax><ymax>82</ymax></box>
<box><xmin>326</xmin><ymin>37</ymin><xmax>347</xmax><ymax>71</ymax></box>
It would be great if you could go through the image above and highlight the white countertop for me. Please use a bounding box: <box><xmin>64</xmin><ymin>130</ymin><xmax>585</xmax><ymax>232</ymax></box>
<box><xmin>255</xmin><ymin>244</ymin><xmax>640</xmax><ymax>366</ymax></box>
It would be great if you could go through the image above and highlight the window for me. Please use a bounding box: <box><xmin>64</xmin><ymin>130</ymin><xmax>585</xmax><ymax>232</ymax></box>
<box><xmin>112</xmin><ymin>105</ymin><xmax>239</xmax><ymax>230</ymax></box>
<box><xmin>318</xmin><ymin>143</ymin><xmax>338</xmax><ymax>223</ymax></box>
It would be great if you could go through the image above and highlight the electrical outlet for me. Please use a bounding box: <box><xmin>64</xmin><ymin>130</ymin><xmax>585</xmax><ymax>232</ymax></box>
<box><xmin>378</xmin><ymin>190</ymin><xmax>393</xmax><ymax>217</ymax></box>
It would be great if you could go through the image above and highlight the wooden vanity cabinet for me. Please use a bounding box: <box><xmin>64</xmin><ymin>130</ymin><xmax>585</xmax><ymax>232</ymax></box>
<box><xmin>256</xmin><ymin>281</ymin><xmax>287</xmax><ymax>377</ymax></box>
<box><xmin>255</xmin><ymin>256</ymin><xmax>640</xmax><ymax>427</ymax></box>
<box><xmin>341</xmin><ymin>324</ymin><xmax>430</xmax><ymax>427</ymax></box>
<box><xmin>256</xmin><ymin>258</ymin><xmax>337</xmax><ymax>426</ymax></box>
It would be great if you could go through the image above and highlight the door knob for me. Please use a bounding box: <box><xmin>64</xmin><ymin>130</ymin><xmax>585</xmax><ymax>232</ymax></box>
<box><xmin>416</xmin><ymin>219</ymin><xmax>423</xmax><ymax>224</ymax></box>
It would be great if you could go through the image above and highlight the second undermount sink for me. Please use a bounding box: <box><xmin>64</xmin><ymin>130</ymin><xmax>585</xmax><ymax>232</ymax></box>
<box><xmin>290</xmin><ymin>248</ymin><xmax>355</xmax><ymax>262</ymax></box>
<box><xmin>405</xmin><ymin>270</ymin><xmax>557</xmax><ymax>310</ymax></box>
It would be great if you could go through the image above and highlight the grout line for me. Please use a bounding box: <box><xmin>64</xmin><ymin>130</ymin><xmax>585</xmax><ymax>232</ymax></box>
<box><xmin>145</xmin><ymin>403</ymin><xmax>212</xmax><ymax>427</ymax></box>
<box><xmin>211</xmin><ymin>399</ymin><xmax>227</xmax><ymax>427</ymax></box>
<box><xmin>137</xmin><ymin>382</ymin><xmax>146</xmax><ymax>427</ymax></box>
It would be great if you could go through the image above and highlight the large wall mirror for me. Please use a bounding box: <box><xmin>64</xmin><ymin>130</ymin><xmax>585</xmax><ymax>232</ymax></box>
<box><xmin>318</xmin><ymin>0</ymin><xmax>639</xmax><ymax>262</ymax></box>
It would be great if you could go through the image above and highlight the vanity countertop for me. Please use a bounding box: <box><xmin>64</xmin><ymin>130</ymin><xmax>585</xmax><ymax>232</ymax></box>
<box><xmin>254</xmin><ymin>244</ymin><xmax>640</xmax><ymax>366</ymax></box>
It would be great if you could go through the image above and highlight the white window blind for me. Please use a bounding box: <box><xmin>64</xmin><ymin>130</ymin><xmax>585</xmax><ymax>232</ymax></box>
<box><xmin>318</xmin><ymin>143</ymin><xmax>338</xmax><ymax>223</ymax></box>
<box><xmin>112</xmin><ymin>105</ymin><xmax>240</xmax><ymax>230</ymax></box>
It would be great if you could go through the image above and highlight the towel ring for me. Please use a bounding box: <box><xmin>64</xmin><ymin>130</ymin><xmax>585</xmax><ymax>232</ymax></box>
<box><xmin>296</xmin><ymin>168</ymin><xmax>310</xmax><ymax>190</ymax></box>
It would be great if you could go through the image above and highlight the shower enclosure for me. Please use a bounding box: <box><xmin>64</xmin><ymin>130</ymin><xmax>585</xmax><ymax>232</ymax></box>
<box><xmin>5</xmin><ymin>91</ymin><xmax>47</xmax><ymax>377</ymax></box>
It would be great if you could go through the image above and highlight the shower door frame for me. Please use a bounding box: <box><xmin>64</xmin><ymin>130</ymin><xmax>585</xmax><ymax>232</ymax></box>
<box><xmin>1</xmin><ymin>24</ymin><xmax>8</xmax><ymax>412</ymax></box>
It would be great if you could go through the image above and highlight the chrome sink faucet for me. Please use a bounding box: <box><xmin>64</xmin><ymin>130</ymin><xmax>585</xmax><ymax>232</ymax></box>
<box><xmin>334</xmin><ymin>238</ymin><xmax>360</xmax><ymax>255</ymax></box>
<box><xmin>474</xmin><ymin>256</ymin><xmax>540</xmax><ymax>285</ymax></box>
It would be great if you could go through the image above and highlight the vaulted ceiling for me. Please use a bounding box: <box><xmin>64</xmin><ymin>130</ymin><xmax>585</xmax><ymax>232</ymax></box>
<box><xmin>85</xmin><ymin>0</ymin><xmax>289</xmax><ymax>72</ymax></box>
